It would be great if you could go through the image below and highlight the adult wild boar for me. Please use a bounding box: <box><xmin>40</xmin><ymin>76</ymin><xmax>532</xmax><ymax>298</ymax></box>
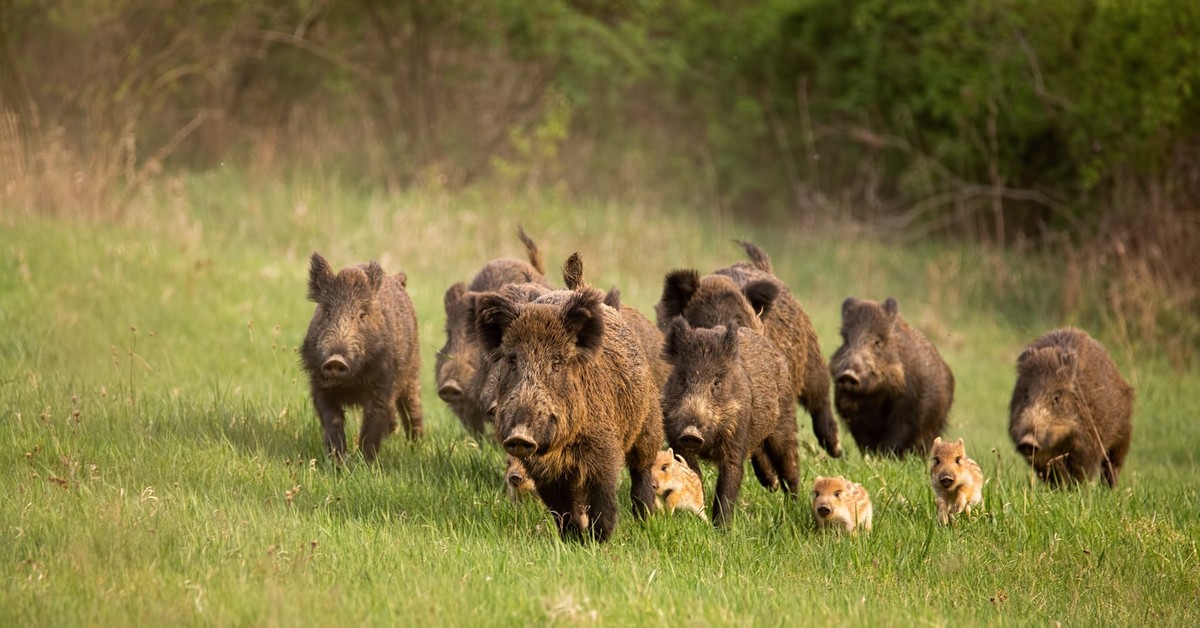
<box><xmin>476</xmin><ymin>283</ymin><xmax>663</xmax><ymax>542</ymax></box>
<box><xmin>656</xmin><ymin>241</ymin><xmax>842</xmax><ymax>458</ymax></box>
<box><xmin>829</xmin><ymin>297</ymin><xmax>954</xmax><ymax>456</ymax></box>
<box><xmin>300</xmin><ymin>253</ymin><xmax>422</xmax><ymax>462</ymax></box>
<box><xmin>1009</xmin><ymin>328</ymin><xmax>1133</xmax><ymax>487</ymax></box>
<box><xmin>661</xmin><ymin>318</ymin><xmax>800</xmax><ymax>526</ymax></box>
<box><xmin>437</xmin><ymin>227</ymin><xmax>551</xmax><ymax>434</ymax></box>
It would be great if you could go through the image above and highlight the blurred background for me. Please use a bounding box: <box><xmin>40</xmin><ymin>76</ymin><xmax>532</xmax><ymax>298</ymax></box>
<box><xmin>2</xmin><ymin>0</ymin><xmax>1198</xmax><ymax>362</ymax></box>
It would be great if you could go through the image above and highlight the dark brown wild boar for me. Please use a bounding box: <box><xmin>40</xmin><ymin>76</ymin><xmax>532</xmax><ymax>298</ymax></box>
<box><xmin>1009</xmin><ymin>328</ymin><xmax>1133</xmax><ymax>487</ymax></box>
<box><xmin>829</xmin><ymin>297</ymin><xmax>954</xmax><ymax>456</ymax></box>
<box><xmin>436</xmin><ymin>227</ymin><xmax>551</xmax><ymax>434</ymax></box>
<box><xmin>300</xmin><ymin>253</ymin><xmax>422</xmax><ymax>462</ymax></box>
<box><xmin>661</xmin><ymin>317</ymin><xmax>800</xmax><ymax>527</ymax></box>
<box><xmin>476</xmin><ymin>280</ymin><xmax>663</xmax><ymax>542</ymax></box>
<box><xmin>656</xmin><ymin>241</ymin><xmax>842</xmax><ymax>458</ymax></box>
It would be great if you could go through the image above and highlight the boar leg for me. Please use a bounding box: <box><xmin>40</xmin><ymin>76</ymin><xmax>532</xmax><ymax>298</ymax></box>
<box><xmin>396</xmin><ymin>378</ymin><xmax>424</xmax><ymax>440</ymax></box>
<box><xmin>750</xmin><ymin>451</ymin><xmax>779</xmax><ymax>491</ymax></box>
<box><xmin>1102</xmin><ymin>438</ymin><xmax>1130</xmax><ymax>488</ymax></box>
<box><xmin>359</xmin><ymin>395</ymin><xmax>397</xmax><ymax>462</ymax></box>
<box><xmin>627</xmin><ymin>405</ymin><xmax>664</xmax><ymax>518</ymax></box>
<box><xmin>877</xmin><ymin>407</ymin><xmax>918</xmax><ymax>456</ymax></box>
<box><xmin>537</xmin><ymin>478</ymin><xmax>593</xmax><ymax>542</ymax></box>
<box><xmin>584</xmin><ymin>477</ymin><xmax>620</xmax><ymax>542</ymax></box>
<box><xmin>762</xmin><ymin>430</ymin><xmax>800</xmax><ymax>496</ymax></box>
<box><xmin>800</xmin><ymin>354</ymin><xmax>842</xmax><ymax>458</ymax></box>
<box><xmin>313</xmin><ymin>393</ymin><xmax>348</xmax><ymax>462</ymax></box>
<box><xmin>712</xmin><ymin>459</ymin><xmax>745</xmax><ymax>527</ymax></box>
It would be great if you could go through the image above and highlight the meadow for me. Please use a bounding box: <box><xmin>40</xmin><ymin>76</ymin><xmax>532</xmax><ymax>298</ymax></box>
<box><xmin>3</xmin><ymin>172</ymin><xmax>1198</xmax><ymax>625</ymax></box>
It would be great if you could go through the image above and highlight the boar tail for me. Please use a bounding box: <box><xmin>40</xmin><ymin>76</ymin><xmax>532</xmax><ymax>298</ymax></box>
<box><xmin>518</xmin><ymin>225</ymin><xmax>545</xmax><ymax>275</ymax></box>
<box><xmin>736</xmin><ymin>240</ymin><xmax>773</xmax><ymax>273</ymax></box>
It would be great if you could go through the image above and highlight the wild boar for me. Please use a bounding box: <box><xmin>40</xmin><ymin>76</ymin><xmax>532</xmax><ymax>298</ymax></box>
<box><xmin>661</xmin><ymin>317</ymin><xmax>800</xmax><ymax>527</ymax></box>
<box><xmin>476</xmin><ymin>282</ymin><xmax>663</xmax><ymax>542</ymax></box>
<box><xmin>656</xmin><ymin>241</ymin><xmax>842</xmax><ymax>458</ymax></box>
<box><xmin>829</xmin><ymin>297</ymin><xmax>954</xmax><ymax>456</ymax></box>
<box><xmin>300</xmin><ymin>253</ymin><xmax>422</xmax><ymax>462</ymax></box>
<box><xmin>1008</xmin><ymin>327</ymin><xmax>1134</xmax><ymax>487</ymax></box>
<box><xmin>929</xmin><ymin>436</ymin><xmax>984</xmax><ymax>525</ymax></box>
<box><xmin>811</xmin><ymin>476</ymin><xmax>873</xmax><ymax>534</ymax></box>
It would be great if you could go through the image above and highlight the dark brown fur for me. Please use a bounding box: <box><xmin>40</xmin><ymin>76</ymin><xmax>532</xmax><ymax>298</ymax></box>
<box><xmin>436</xmin><ymin>228</ymin><xmax>551</xmax><ymax>434</ymax></box>
<box><xmin>656</xmin><ymin>241</ymin><xmax>842</xmax><ymax>458</ymax></box>
<box><xmin>563</xmin><ymin>253</ymin><xmax>669</xmax><ymax>388</ymax></box>
<box><xmin>829</xmin><ymin>297</ymin><xmax>954</xmax><ymax>456</ymax></box>
<box><xmin>1009</xmin><ymin>328</ymin><xmax>1134</xmax><ymax>487</ymax></box>
<box><xmin>476</xmin><ymin>284</ymin><xmax>664</xmax><ymax>542</ymax></box>
<box><xmin>661</xmin><ymin>317</ymin><xmax>800</xmax><ymax>527</ymax></box>
<box><xmin>300</xmin><ymin>253</ymin><xmax>422</xmax><ymax>462</ymax></box>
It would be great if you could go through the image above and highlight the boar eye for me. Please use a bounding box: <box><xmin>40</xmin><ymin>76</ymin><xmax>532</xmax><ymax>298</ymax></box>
<box><xmin>834</xmin><ymin>490</ymin><xmax>842</xmax><ymax>498</ymax></box>
<box><xmin>812</xmin><ymin>491</ymin><xmax>819</xmax><ymax>498</ymax></box>
<box><xmin>1052</xmin><ymin>392</ymin><xmax>1061</xmax><ymax>405</ymax></box>
<box><xmin>712</xmin><ymin>377</ymin><xmax>721</xmax><ymax>390</ymax></box>
<box><xmin>932</xmin><ymin>457</ymin><xmax>939</xmax><ymax>466</ymax></box>
<box><xmin>550</xmin><ymin>358</ymin><xmax>564</xmax><ymax>371</ymax></box>
<box><xmin>506</xmin><ymin>354</ymin><xmax>517</xmax><ymax>366</ymax></box>
<box><xmin>874</xmin><ymin>338</ymin><xmax>884</xmax><ymax>349</ymax></box>
<box><xmin>359</xmin><ymin>307</ymin><xmax>369</xmax><ymax>320</ymax></box>
<box><xmin>955</xmin><ymin>456</ymin><xmax>961</xmax><ymax>465</ymax></box>
<box><xmin>661</xmin><ymin>464</ymin><xmax>669</xmax><ymax>472</ymax></box>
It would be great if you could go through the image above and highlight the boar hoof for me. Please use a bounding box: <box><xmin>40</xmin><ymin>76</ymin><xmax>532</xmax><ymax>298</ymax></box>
<box><xmin>437</xmin><ymin>380</ymin><xmax>463</xmax><ymax>402</ymax></box>
<box><xmin>321</xmin><ymin>355</ymin><xmax>350</xmax><ymax>377</ymax></box>
<box><xmin>679</xmin><ymin>425</ymin><xmax>705</xmax><ymax>449</ymax></box>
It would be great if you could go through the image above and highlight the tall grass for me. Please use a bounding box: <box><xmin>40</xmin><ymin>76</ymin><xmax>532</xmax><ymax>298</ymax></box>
<box><xmin>2</xmin><ymin>171</ymin><xmax>1198</xmax><ymax>625</ymax></box>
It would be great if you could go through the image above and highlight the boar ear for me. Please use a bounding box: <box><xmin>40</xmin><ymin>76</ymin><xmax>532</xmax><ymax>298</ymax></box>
<box><xmin>604</xmin><ymin>287</ymin><xmax>621</xmax><ymax>309</ymax></box>
<box><xmin>476</xmin><ymin>292</ymin><xmax>520</xmax><ymax>353</ymax></box>
<box><xmin>663</xmin><ymin>316</ymin><xmax>691</xmax><ymax>361</ymax></box>
<box><xmin>883</xmin><ymin>297</ymin><xmax>900</xmax><ymax>319</ymax></box>
<box><xmin>1017</xmin><ymin>347</ymin><xmax>1034</xmax><ymax>365</ymax></box>
<box><xmin>562</xmin><ymin>289</ymin><xmax>605</xmax><ymax>355</ymax></box>
<box><xmin>674</xmin><ymin>453</ymin><xmax>688</xmax><ymax>467</ymax></box>
<box><xmin>365</xmin><ymin>261</ymin><xmax>385</xmax><ymax>294</ymax></box>
<box><xmin>956</xmin><ymin>437</ymin><xmax>964</xmax><ymax>446</ymax></box>
<box><xmin>814</xmin><ymin>475</ymin><xmax>825</xmax><ymax>483</ymax></box>
<box><xmin>932</xmin><ymin>436</ymin><xmax>943</xmax><ymax>448</ymax></box>
<box><xmin>444</xmin><ymin>282</ymin><xmax>467</xmax><ymax>312</ymax></box>
<box><xmin>308</xmin><ymin>253</ymin><xmax>335</xmax><ymax>302</ymax></box>
<box><xmin>562</xmin><ymin>252</ymin><xmax>585</xmax><ymax>291</ymax></box>
<box><xmin>721</xmin><ymin>322</ymin><xmax>740</xmax><ymax>357</ymax></box>
<box><xmin>660</xmin><ymin>269</ymin><xmax>700</xmax><ymax>322</ymax></box>
<box><xmin>841</xmin><ymin>297</ymin><xmax>858</xmax><ymax>319</ymax></box>
<box><xmin>743</xmin><ymin>280</ymin><xmax>779</xmax><ymax>320</ymax></box>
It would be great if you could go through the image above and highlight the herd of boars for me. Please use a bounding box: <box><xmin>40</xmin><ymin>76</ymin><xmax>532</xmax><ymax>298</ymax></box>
<box><xmin>299</xmin><ymin>229</ymin><xmax>1135</xmax><ymax>542</ymax></box>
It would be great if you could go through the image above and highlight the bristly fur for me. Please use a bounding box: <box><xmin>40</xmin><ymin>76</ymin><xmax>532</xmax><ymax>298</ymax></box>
<box><xmin>929</xmin><ymin>437</ymin><xmax>984</xmax><ymax>525</ymax></box>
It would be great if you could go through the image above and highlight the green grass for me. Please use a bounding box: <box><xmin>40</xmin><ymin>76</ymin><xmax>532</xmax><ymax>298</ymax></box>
<box><xmin>3</xmin><ymin>171</ymin><xmax>1198</xmax><ymax>625</ymax></box>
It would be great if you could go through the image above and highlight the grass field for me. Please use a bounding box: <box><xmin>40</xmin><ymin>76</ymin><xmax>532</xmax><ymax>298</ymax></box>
<box><xmin>3</xmin><ymin>172</ymin><xmax>1198</xmax><ymax>625</ymax></box>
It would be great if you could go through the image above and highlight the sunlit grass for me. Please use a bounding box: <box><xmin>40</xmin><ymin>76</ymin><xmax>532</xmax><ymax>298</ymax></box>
<box><xmin>2</xmin><ymin>172</ymin><xmax>1198</xmax><ymax>625</ymax></box>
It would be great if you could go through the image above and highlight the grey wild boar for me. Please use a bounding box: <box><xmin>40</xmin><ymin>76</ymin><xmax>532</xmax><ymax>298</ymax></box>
<box><xmin>300</xmin><ymin>253</ymin><xmax>422</xmax><ymax>462</ymax></box>
<box><xmin>1009</xmin><ymin>327</ymin><xmax>1133</xmax><ymax>487</ymax></box>
<box><xmin>661</xmin><ymin>318</ymin><xmax>800</xmax><ymax>527</ymax></box>
<box><xmin>656</xmin><ymin>241</ymin><xmax>842</xmax><ymax>458</ymax></box>
<box><xmin>437</xmin><ymin>227</ymin><xmax>551</xmax><ymax>434</ymax></box>
<box><xmin>476</xmin><ymin>281</ymin><xmax>663</xmax><ymax>542</ymax></box>
<box><xmin>829</xmin><ymin>297</ymin><xmax>954</xmax><ymax>456</ymax></box>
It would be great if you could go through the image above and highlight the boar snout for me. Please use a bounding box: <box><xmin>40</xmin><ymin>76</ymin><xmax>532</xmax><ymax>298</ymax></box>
<box><xmin>816</xmin><ymin>505</ymin><xmax>832</xmax><ymax>517</ymax></box>
<box><xmin>835</xmin><ymin>369</ymin><xmax>861</xmax><ymax>389</ymax></box>
<box><xmin>437</xmin><ymin>380</ymin><xmax>463</xmax><ymax>402</ymax></box>
<box><xmin>322</xmin><ymin>355</ymin><xmax>350</xmax><ymax>378</ymax></box>
<box><xmin>678</xmin><ymin>425</ymin><xmax>705</xmax><ymax>449</ymax></box>
<box><xmin>938</xmin><ymin>474</ymin><xmax>955</xmax><ymax>488</ymax></box>
<box><xmin>504</xmin><ymin>425</ymin><xmax>538</xmax><ymax>459</ymax></box>
<box><xmin>1016</xmin><ymin>434</ymin><xmax>1039</xmax><ymax>458</ymax></box>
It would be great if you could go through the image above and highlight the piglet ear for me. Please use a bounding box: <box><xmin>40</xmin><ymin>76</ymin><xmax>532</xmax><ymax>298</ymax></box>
<box><xmin>658</xmin><ymin>269</ymin><xmax>700</xmax><ymax>327</ymax></box>
<box><xmin>365</xmin><ymin>261</ymin><xmax>385</xmax><ymax>294</ymax></box>
<box><xmin>932</xmin><ymin>436</ymin><xmax>943</xmax><ymax>448</ymax></box>
<box><xmin>674</xmin><ymin>453</ymin><xmax>688</xmax><ymax>467</ymax></box>
<box><xmin>956</xmin><ymin>437</ymin><xmax>964</xmax><ymax>446</ymax></box>
<box><xmin>308</xmin><ymin>252</ymin><xmax>335</xmax><ymax>302</ymax></box>
<box><xmin>883</xmin><ymin>297</ymin><xmax>900</xmax><ymax>319</ymax></box>
<box><xmin>561</xmin><ymin>288</ymin><xmax>605</xmax><ymax>356</ymax></box>
<box><xmin>562</xmin><ymin>252</ymin><xmax>586</xmax><ymax>291</ymax></box>
<box><xmin>476</xmin><ymin>292</ymin><xmax>520</xmax><ymax>353</ymax></box>
<box><xmin>663</xmin><ymin>316</ymin><xmax>691</xmax><ymax>362</ymax></box>
<box><xmin>743</xmin><ymin>280</ymin><xmax>779</xmax><ymax>320</ymax></box>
